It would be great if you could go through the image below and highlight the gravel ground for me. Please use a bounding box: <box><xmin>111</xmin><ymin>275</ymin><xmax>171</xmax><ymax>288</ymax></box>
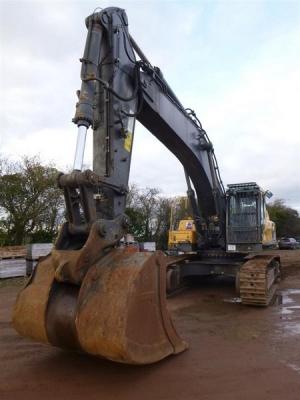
<box><xmin>0</xmin><ymin>250</ymin><xmax>299</xmax><ymax>400</ymax></box>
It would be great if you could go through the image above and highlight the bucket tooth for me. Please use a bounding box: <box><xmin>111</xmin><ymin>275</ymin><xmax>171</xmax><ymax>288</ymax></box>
<box><xmin>12</xmin><ymin>249</ymin><xmax>187</xmax><ymax>365</ymax></box>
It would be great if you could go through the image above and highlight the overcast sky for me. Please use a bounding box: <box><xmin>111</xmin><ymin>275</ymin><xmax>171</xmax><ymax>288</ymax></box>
<box><xmin>1</xmin><ymin>0</ymin><xmax>299</xmax><ymax>210</ymax></box>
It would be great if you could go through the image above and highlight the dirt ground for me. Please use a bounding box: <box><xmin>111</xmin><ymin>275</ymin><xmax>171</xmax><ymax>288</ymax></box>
<box><xmin>1</xmin><ymin>250</ymin><xmax>300</xmax><ymax>400</ymax></box>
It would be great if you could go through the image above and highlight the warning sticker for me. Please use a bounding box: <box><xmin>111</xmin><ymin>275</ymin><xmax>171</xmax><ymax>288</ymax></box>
<box><xmin>124</xmin><ymin>131</ymin><xmax>133</xmax><ymax>152</ymax></box>
<box><xmin>124</xmin><ymin>113</ymin><xmax>135</xmax><ymax>152</ymax></box>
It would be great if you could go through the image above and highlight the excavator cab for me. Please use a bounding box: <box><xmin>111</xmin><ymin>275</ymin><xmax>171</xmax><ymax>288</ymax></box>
<box><xmin>226</xmin><ymin>182</ymin><xmax>276</xmax><ymax>252</ymax></box>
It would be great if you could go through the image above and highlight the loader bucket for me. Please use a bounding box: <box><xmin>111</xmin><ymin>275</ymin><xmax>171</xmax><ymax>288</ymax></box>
<box><xmin>13</xmin><ymin>249</ymin><xmax>187</xmax><ymax>364</ymax></box>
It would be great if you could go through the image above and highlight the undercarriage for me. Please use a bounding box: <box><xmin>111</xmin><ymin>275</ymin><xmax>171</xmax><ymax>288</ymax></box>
<box><xmin>166</xmin><ymin>251</ymin><xmax>281</xmax><ymax>306</ymax></box>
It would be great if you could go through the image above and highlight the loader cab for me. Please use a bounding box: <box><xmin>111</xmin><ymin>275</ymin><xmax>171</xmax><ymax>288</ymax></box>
<box><xmin>168</xmin><ymin>197</ymin><xmax>197</xmax><ymax>254</ymax></box>
<box><xmin>226</xmin><ymin>182</ymin><xmax>272</xmax><ymax>252</ymax></box>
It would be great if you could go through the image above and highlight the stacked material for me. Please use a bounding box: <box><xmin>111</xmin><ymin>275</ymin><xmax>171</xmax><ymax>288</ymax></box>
<box><xmin>26</xmin><ymin>243</ymin><xmax>53</xmax><ymax>275</ymax></box>
<box><xmin>140</xmin><ymin>242</ymin><xmax>156</xmax><ymax>252</ymax></box>
<box><xmin>0</xmin><ymin>246</ymin><xmax>27</xmax><ymax>278</ymax></box>
<box><xmin>27</xmin><ymin>243</ymin><xmax>53</xmax><ymax>259</ymax></box>
<box><xmin>0</xmin><ymin>259</ymin><xmax>27</xmax><ymax>278</ymax></box>
<box><xmin>0</xmin><ymin>246</ymin><xmax>27</xmax><ymax>259</ymax></box>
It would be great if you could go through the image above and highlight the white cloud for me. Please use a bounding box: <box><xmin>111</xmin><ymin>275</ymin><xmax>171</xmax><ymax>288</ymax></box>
<box><xmin>199</xmin><ymin>27</ymin><xmax>300</xmax><ymax>208</ymax></box>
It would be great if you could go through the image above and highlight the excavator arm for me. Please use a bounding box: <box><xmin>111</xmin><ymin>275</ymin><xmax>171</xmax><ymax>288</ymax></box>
<box><xmin>70</xmin><ymin>7</ymin><xmax>226</xmax><ymax>248</ymax></box>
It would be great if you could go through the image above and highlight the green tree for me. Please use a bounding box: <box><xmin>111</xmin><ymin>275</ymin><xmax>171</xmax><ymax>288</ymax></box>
<box><xmin>125</xmin><ymin>184</ymin><xmax>146</xmax><ymax>239</ymax></box>
<box><xmin>126</xmin><ymin>185</ymin><xmax>172</xmax><ymax>249</ymax></box>
<box><xmin>267</xmin><ymin>199</ymin><xmax>300</xmax><ymax>238</ymax></box>
<box><xmin>154</xmin><ymin>196</ymin><xmax>172</xmax><ymax>249</ymax></box>
<box><xmin>0</xmin><ymin>156</ymin><xmax>64</xmax><ymax>245</ymax></box>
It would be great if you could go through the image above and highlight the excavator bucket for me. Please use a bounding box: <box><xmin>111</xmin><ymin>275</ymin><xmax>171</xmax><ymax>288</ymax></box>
<box><xmin>13</xmin><ymin>249</ymin><xmax>187</xmax><ymax>364</ymax></box>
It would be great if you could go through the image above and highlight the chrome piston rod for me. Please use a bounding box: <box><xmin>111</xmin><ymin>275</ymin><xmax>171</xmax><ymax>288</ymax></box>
<box><xmin>73</xmin><ymin>125</ymin><xmax>88</xmax><ymax>171</ymax></box>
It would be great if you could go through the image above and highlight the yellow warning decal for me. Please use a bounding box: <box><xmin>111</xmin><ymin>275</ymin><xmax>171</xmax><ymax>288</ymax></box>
<box><xmin>124</xmin><ymin>131</ymin><xmax>133</xmax><ymax>152</ymax></box>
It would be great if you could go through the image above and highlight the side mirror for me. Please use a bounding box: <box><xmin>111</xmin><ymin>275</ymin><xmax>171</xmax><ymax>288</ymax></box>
<box><xmin>265</xmin><ymin>190</ymin><xmax>273</xmax><ymax>199</ymax></box>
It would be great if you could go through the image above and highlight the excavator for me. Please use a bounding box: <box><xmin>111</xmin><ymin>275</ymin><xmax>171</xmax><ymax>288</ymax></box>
<box><xmin>13</xmin><ymin>7</ymin><xmax>281</xmax><ymax>365</ymax></box>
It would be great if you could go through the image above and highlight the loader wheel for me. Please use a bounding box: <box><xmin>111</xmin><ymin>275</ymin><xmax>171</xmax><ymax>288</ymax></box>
<box><xmin>166</xmin><ymin>267</ymin><xmax>180</xmax><ymax>294</ymax></box>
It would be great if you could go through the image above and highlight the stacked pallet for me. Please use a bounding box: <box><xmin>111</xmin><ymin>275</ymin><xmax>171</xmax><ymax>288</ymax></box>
<box><xmin>0</xmin><ymin>246</ymin><xmax>27</xmax><ymax>278</ymax></box>
<box><xmin>26</xmin><ymin>243</ymin><xmax>53</xmax><ymax>275</ymax></box>
<box><xmin>139</xmin><ymin>242</ymin><xmax>156</xmax><ymax>252</ymax></box>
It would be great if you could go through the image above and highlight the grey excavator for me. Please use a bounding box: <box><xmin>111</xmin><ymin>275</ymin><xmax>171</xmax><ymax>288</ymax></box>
<box><xmin>13</xmin><ymin>7</ymin><xmax>281</xmax><ymax>365</ymax></box>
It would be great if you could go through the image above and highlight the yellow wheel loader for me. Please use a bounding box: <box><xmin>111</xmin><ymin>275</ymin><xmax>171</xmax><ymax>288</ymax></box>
<box><xmin>168</xmin><ymin>197</ymin><xmax>197</xmax><ymax>253</ymax></box>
